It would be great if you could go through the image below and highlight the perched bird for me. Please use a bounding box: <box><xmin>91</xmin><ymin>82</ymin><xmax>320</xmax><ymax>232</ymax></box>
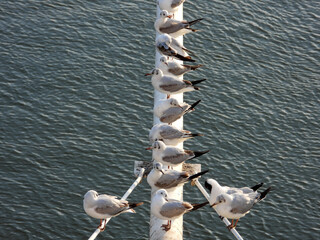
<box><xmin>157</xmin><ymin>0</ymin><xmax>185</xmax><ymax>14</ymax></box>
<box><xmin>159</xmin><ymin>57</ymin><xmax>203</xmax><ymax>77</ymax></box>
<box><xmin>156</xmin><ymin>34</ymin><xmax>195</xmax><ymax>62</ymax></box>
<box><xmin>151</xmin><ymin>189</ymin><xmax>208</xmax><ymax>231</ymax></box>
<box><xmin>205</xmin><ymin>179</ymin><xmax>271</xmax><ymax>230</ymax></box>
<box><xmin>154</xmin><ymin>98</ymin><xmax>201</xmax><ymax>124</ymax></box>
<box><xmin>145</xmin><ymin>68</ymin><xmax>206</xmax><ymax>97</ymax></box>
<box><xmin>149</xmin><ymin>123</ymin><xmax>203</xmax><ymax>146</ymax></box>
<box><xmin>83</xmin><ymin>190</ymin><xmax>144</xmax><ymax>231</ymax></box>
<box><xmin>147</xmin><ymin>162</ymin><xmax>209</xmax><ymax>189</ymax></box>
<box><xmin>146</xmin><ymin>140</ymin><xmax>209</xmax><ymax>167</ymax></box>
<box><xmin>155</xmin><ymin>10</ymin><xmax>203</xmax><ymax>38</ymax></box>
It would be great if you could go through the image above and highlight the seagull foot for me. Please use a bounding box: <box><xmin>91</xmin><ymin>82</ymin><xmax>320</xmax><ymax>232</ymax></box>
<box><xmin>219</xmin><ymin>215</ymin><xmax>224</xmax><ymax>220</ymax></box>
<box><xmin>161</xmin><ymin>224</ymin><xmax>171</xmax><ymax>232</ymax></box>
<box><xmin>98</xmin><ymin>219</ymin><xmax>106</xmax><ymax>232</ymax></box>
<box><xmin>227</xmin><ymin>224</ymin><xmax>235</xmax><ymax>231</ymax></box>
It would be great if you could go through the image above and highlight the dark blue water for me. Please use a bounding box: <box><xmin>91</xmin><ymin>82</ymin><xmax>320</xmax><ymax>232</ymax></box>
<box><xmin>0</xmin><ymin>0</ymin><xmax>319</xmax><ymax>239</ymax></box>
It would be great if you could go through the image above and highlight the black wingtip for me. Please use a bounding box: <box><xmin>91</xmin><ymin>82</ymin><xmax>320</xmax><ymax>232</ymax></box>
<box><xmin>189</xmin><ymin>133</ymin><xmax>204</xmax><ymax>138</ymax></box>
<box><xmin>191</xmin><ymin>150</ymin><xmax>210</xmax><ymax>159</ymax></box>
<box><xmin>190</xmin><ymin>201</ymin><xmax>209</xmax><ymax>211</ymax></box>
<box><xmin>190</xmin><ymin>100</ymin><xmax>201</xmax><ymax>109</ymax></box>
<box><xmin>188</xmin><ymin>169</ymin><xmax>209</xmax><ymax>180</ymax></box>
<box><xmin>259</xmin><ymin>187</ymin><xmax>272</xmax><ymax>201</ymax></box>
<box><xmin>129</xmin><ymin>202</ymin><xmax>144</xmax><ymax>208</ymax></box>
<box><xmin>190</xmin><ymin>79</ymin><xmax>206</xmax><ymax>86</ymax></box>
<box><xmin>251</xmin><ymin>182</ymin><xmax>264</xmax><ymax>191</ymax></box>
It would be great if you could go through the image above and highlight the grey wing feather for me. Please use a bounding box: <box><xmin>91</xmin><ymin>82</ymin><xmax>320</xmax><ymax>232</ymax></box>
<box><xmin>160</xmin><ymin>77</ymin><xmax>186</xmax><ymax>92</ymax></box>
<box><xmin>171</xmin><ymin>0</ymin><xmax>185</xmax><ymax>8</ymax></box>
<box><xmin>160</xmin><ymin>201</ymin><xmax>187</xmax><ymax>218</ymax></box>
<box><xmin>160</xmin><ymin>22</ymin><xmax>185</xmax><ymax>34</ymax></box>
<box><xmin>162</xmin><ymin>152</ymin><xmax>189</xmax><ymax>164</ymax></box>
<box><xmin>160</xmin><ymin>107</ymin><xmax>185</xmax><ymax>123</ymax></box>
<box><xmin>230</xmin><ymin>193</ymin><xmax>257</xmax><ymax>214</ymax></box>
<box><xmin>169</xmin><ymin>65</ymin><xmax>189</xmax><ymax>75</ymax></box>
<box><xmin>94</xmin><ymin>199</ymin><xmax>126</xmax><ymax>215</ymax></box>
<box><xmin>155</xmin><ymin>171</ymin><xmax>185</xmax><ymax>188</ymax></box>
<box><xmin>159</xmin><ymin>126</ymin><xmax>184</xmax><ymax>139</ymax></box>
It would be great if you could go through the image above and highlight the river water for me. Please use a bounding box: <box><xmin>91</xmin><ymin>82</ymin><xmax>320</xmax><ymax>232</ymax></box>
<box><xmin>0</xmin><ymin>0</ymin><xmax>319</xmax><ymax>239</ymax></box>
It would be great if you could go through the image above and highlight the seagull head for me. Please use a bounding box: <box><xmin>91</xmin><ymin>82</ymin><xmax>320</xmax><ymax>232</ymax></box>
<box><xmin>159</xmin><ymin>56</ymin><xmax>168</xmax><ymax>66</ymax></box>
<box><xmin>145</xmin><ymin>68</ymin><xmax>163</xmax><ymax>78</ymax></box>
<box><xmin>156</xmin><ymin>34</ymin><xmax>171</xmax><ymax>46</ymax></box>
<box><xmin>211</xmin><ymin>194</ymin><xmax>227</xmax><ymax>207</ymax></box>
<box><xmin>159</xmin><ymin>10</ymin><xmax>173</xmax><ymax>19</ymax></box>
<box><xmin>146</xmin><ymin>140</ymin><xmax>166</xmax><ymax>151</ymax></box>
<box><xmin>169</xmin><ymin>98</ymin><xmax>183</xmax><ymax>108</ymax></box>
<box><xmin>154</xmin><ymin>162</ymin><xmax>164</xmax><ymax>174</ymax></box>
<box><xmin>205</xmin><ymin>179</ymin><xmax>221</xmax><ymax>193</ymax></box>
<box><xmin>156</xmin><ymin>189</ymin><xmax>168</xmax><ymax>200</ymax></box>
<box><xmin>84</xmin><ymin>190</ymin><xmax>99</xmax><ymax>204</ymax></box>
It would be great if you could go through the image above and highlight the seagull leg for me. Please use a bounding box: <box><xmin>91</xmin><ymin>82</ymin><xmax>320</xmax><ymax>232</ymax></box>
<box><xmin>98</xmin><ymin>219</ymin><xmax>106</xmax><ymax>232</ymax></box>
<box><xmin>233</xmin><ymin>219</ymin><xmax>239</xmax><ymax>228</ymax></box>
<box><xmin>227</xmin><ymin>219</ymin><xmax>235</xmax><ymax>230</ymax></box>
<box><xmin>162</xmin><ymin>220</ymin><xmax>172</xmax><ymax>232</ymax></box>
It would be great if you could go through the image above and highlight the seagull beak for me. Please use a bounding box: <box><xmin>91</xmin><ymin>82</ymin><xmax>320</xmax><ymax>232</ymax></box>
<box><xmin>160</xmin><ymin>170</ymin><xmax>164</xmax><ymax>174</ymax></box>
<box><xmin>145</xmin><ymin>73</ymin><xmax>152</xmax><ymax>76</ymax></box>
<box><xmin>145</xmin><ymin>147</ymin><xmax>153</xmax><ymax>150</ymax></box>
<box><xmin>164</xmin><ymin>62</ymin><xmax>168</xmax><ymax>66</ymax></box>
<box><xmin>211</xmin><ymin>202</ymin><xmax>217</xmax><ymax>207</ymax></box>
<box><xmin>167</xmin><ymin>15</ymin><xmax>173</xmax><ymax>19</ymax></box>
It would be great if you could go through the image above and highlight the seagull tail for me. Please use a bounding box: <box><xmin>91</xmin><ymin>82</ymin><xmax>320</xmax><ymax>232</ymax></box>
<box><xmin>190</xmin><ymin>79</ymin><xmax>206</xmax><ymax>86</ymax></box>
<box><xmin>183</xmin><ymin>133</ymin><xmax>204</xmax><ymax>139</ymax></box>
<box><xmin>186</xmin><ymin>100</ymin><xmax>201</xmax><ymax>113</ymax></box>
<box><xmin>191</xmin><ymin>150</ymin><xmax>210</xmax><ymax>159</ymax></box>
<box><xmin>190</xmin><ymin>201</ymin><xmax>209</xmax><ymax>211</ymax></box>
<box><xmin>188</xmin><ymin>18</ymin><xmax>204</xmax><ymax>26</ymax></box>
<box><xmin>175</xmin><ymin>54</ymin><xmax>195</xmax><ymax>62</ymax></box>
<box><xmin>188</xmin><ymin>169</ymin><xmax>209</xmax><ymax>181</ymax></box>
<box><xmin>251</xmin><ymin>182</ymin><xmax>264</xmax><ymax>191</ymax></box>
<box><xmin>129</xmin><ymin>202</ymin><xmax>144</xmax><ymax>209</ymax></box>
<box><xmin>182</xmin><ymin>64</ymin><xmax>203</xmax><ymax>71</ymax></box>
<box><xmin>258</xmin><ymin>187</ymin><xmax>272</xmax><ymax>201</ymax></box>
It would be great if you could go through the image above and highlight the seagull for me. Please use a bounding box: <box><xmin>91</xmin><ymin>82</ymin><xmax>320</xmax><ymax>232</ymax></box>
<box><xmin>147</xmin><ymin>162</ymin><xmax>209</xmax><ymax>189</ymax></box>
<box><xmin>205</xmin><ymin>179</ymin><xmax>271</xmax><ymax>230</ymax></box>
<box><xmin>151</xmin><ymin>189</ymin><xmax>209</xmax><ymax>231</ymax></box>
<box><xmin>155</xmin><ymin>10</ymin><xmax>203</xmax><ymax>38</ymax></box>
<box><xmin>159</xmin><ymin>57</ymin><xmax>203</xmax><ymax>77</ymax></box>
<box><xmin>149</xmin><ymin>123</ymin><xmax>203</xmax><ymax>146</ymax></box>
<box><xmin>156</xmin><ymin>33</ymin><xmax>195</xmax><ymax>62</ymax></box>
<box><xmin>145</xmin><ymin>68</ymin><xmax>206</xmax><ymax>97</ymax></box>
<box><xmin>146</xmin><ymin>140</ymin><xmax>209</xmax><ymax>167</ymax></box>
<box><xmin>83</xmin><ymin>190</ymin><xmax>144</xmax><ymax>231</ymax></box>
<box><xmin>154</xmin><ymin>98</ymin><xmax>201</xmax><ymax>124</ymax></box>
<box><xmin>157</xmin><ymin>0</ymin><xmax>186</xmax><ymax>14</ymax></box>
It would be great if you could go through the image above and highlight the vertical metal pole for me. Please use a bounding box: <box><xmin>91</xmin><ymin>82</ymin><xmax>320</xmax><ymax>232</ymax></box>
<box><xmin>150</xmin><ymin>3</ymin><xmax>185</xmax><ymax>240</ymax></box>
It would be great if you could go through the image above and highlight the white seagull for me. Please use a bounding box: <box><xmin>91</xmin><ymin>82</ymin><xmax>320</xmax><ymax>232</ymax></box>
<box><xmin>154</xmin><ymin>98</ymin><xmax>201</xmax><ymax>124</ymax></box>
<box><xmin>205</xmin><ymin>179</ymin><xmax>271</xmax><ymax>230</ymax></box>
<box><xmin>156</xmin><ymin>34</ymin><xmax>195</xmax><ymax>62</ymax></box>
<box><xmin>83</xmin><ymin>190</ymin><xmax>143</xmax><ymax>231</ymax></box>
<box><xmin>147</xmin><ymin>162</ymin><xmax>208</xmax><ymax>189</ymax></box>
<box><xmin>155</xmin><ymin>10</ymin><xmax>203</xmax><ymax>38</ymax></box>
<box><xmin>151</xmin><ymin>189</ymin><xmax>208</xmax><ymax>231</ymax></box>
<box><xmin>145</xmin><ymin>68</ymin><xmax>206</xmax><ymax>97</ymax></box>
<box><xmin>159</xmin><ymin>56</ymin><xmax>203</xmax><ymax>77</ymax></box>
<box><xmin>157</xmin><ymin>0</ymin><xmax>186</xmax><ymax>14</ymax></box>
<box><xmin>146</xmin><ymin>140</ymin><xmax>209</xmax><ymax>167</ymax></box>
<box><xmin>149</xmin><ymin>123</ymin><xmax>203</xmax><ymax>146</ymax></box>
